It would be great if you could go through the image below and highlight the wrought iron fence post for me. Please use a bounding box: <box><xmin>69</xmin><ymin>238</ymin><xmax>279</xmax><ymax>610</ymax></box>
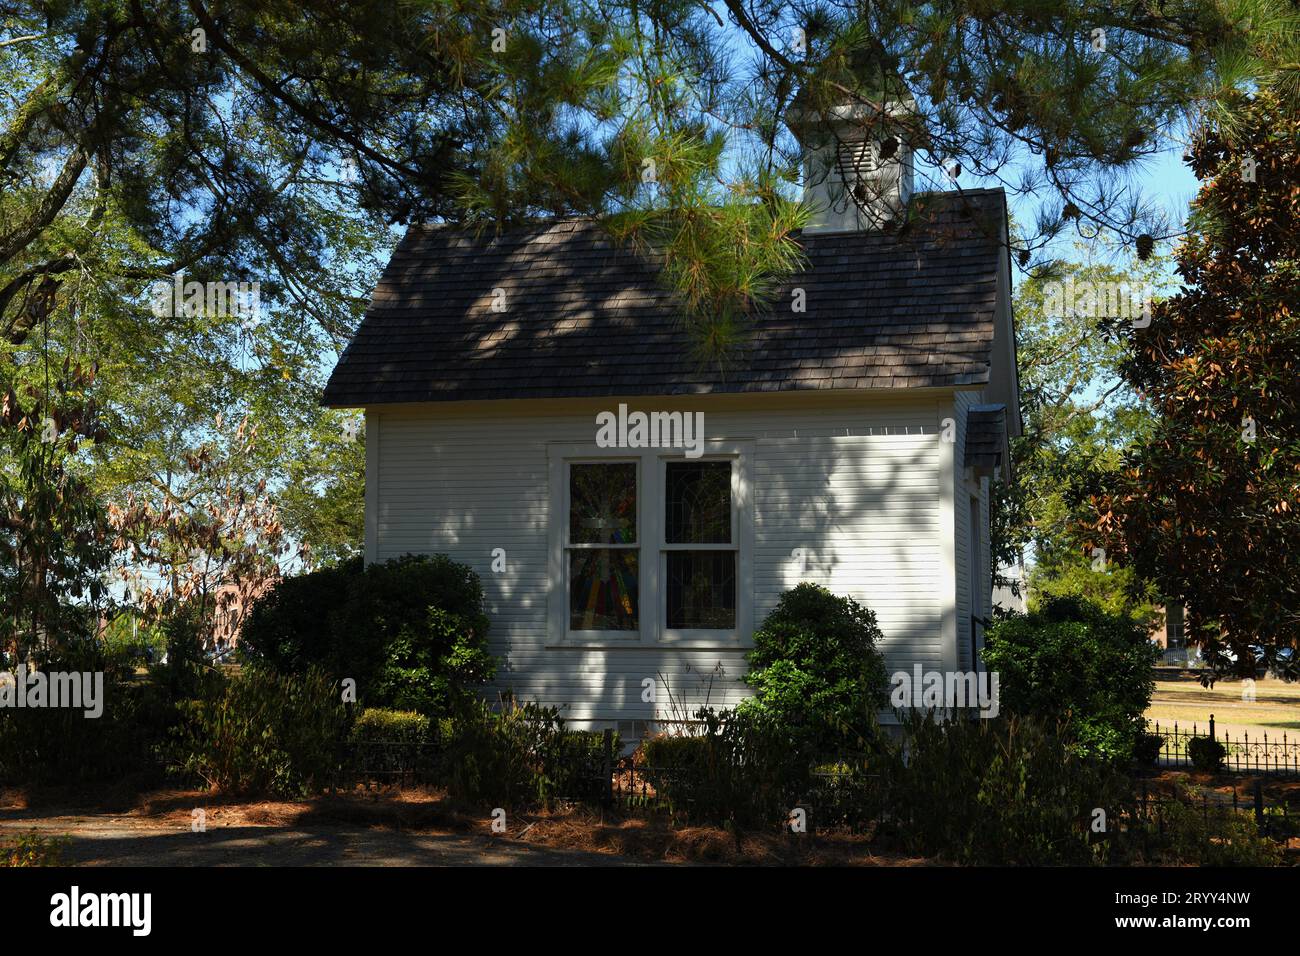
<box><xmin>602</xmin><ymin>728</ymin><xmax>613</xmax><ymax>809</ymax></box>
<box><xmin>1255</xmin><ymin>779</ymin><xmax>1265</xmax><ymax>835</ymax></box>
<box><xmin>1209</xmin><ymin>713</ymin><xmax>1215</xmax><ymax>741</ymax></box>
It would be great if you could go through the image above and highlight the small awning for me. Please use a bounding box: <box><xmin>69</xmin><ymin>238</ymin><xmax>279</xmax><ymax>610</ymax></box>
<box><xmin>965</xmin><ymin>404</ymin><xmax>1007</xmax><ymax>474</ymax></box>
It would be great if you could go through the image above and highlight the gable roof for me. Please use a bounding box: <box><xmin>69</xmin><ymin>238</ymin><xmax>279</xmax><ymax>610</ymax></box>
<box><xmin>323</xmin><ymin>188</ymin><xmax>1010</xmax><ymax>407</ymax></box>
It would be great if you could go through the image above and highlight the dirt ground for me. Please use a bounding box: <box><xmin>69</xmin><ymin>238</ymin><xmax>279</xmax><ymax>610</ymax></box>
<box><xmin>0</xmin><ymin>813</ymin><xmax>638</xmax><ymax>866</ymax></box>
<box><xmin>10</xmin><ymin>774</ymin><xmax>1291</xmax><ymax>867</ymax></box>
<box><xmin>0</xmin><ymin>790</ymin><xmax>644</xmax><ymax>866</ymax></box>
<box><xmin>0</xmin><ymin>787</ymin><xmax>927</xmax><ymax>867</ymax></box>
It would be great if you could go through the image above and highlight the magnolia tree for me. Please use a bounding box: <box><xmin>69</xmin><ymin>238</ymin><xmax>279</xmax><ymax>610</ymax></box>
<box><xmin>1090</xmin><ymin>90</ymin><xmax>1300</xmax><ymax>679</ymax></box>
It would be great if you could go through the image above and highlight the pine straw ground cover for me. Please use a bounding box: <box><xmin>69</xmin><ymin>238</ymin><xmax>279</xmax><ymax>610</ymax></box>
<box><xmin>6</xmin><ymin>771</ymin><xmax>1296</xmax><ymax>866</ymax></box>
<box><xmin>0</xmin><ymin>784</ymin><xmax>931</xmax><ymax>866</ymax></box>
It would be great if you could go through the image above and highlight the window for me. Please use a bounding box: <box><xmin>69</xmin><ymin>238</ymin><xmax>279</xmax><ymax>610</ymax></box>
<box><xmin>548</xmin><ymin>440</ymin><xmax>751</xmax><ymax>646</ymax></box>
<box><xmin>567</xmin><ymin>462</ymin><xmax>639</xmax><ymax>632</ymax></box>
<box><xmin>663</xmin><ymin>461</ymin><xmax>736</xmax><ymax>629</ymax></box>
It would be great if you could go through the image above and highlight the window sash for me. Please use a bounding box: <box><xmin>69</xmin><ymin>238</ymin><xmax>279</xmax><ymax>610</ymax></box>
<box><xmin>659</xmin><ymin>456</ymin><xmax>739</xmax><ymax>641</ymax></box>
<box><xmin>547</xmin><ymin>441</ymin><xmax>751</xmax><ymax>648</ymax></box>
<box><xmin>564</xmin><ymin>459</ymin><xmax>641</xmax><ymax>638</ymax></box>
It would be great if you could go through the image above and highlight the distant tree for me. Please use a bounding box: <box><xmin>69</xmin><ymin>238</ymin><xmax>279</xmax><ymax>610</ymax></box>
<box><xmin>992</xmin><ymin>252</ymin><xmax>1164</xmax><ymax>616</ymax></box>
<box><xmin>0</xmin><ymin>369</ymin><xmax>112</xmax><ymax>661</ymax></box>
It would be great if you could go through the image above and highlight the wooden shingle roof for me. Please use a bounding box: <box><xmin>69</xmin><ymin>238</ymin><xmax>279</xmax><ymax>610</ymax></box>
<box><xmin>323</xmin><ymin>188</ymin><xmax>1008</xmax><ymax>407</ymax></box>
<box><xmin>964</xmin><ymin>403</ymin><xmax>1008</xmax><ymax>472</ymax></box>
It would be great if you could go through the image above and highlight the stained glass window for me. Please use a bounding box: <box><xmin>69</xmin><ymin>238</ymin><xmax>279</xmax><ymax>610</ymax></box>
<box><xmin>569</xmin><ymin>550</ymin><xmax>639</xmax><ymax>631</ymax></box>
<box><xmin>569</xmin><ymin>462</ymin><xmax>637</xmax><ymax>544</ymax></box>
<box><xmin>568</xmin><ymin>462</ymin><xmax>638</xmax><ymax>631</ymax></box>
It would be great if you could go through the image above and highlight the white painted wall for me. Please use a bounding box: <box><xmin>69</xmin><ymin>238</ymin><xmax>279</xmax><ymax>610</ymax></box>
<box><xmin>364</xmin><ymin>390</ymin><xmax>967</xmax><ymax>729</ymax></box>
<box><xmin>952</xmin><ymin>389</ymin><xmax>994</xmax><ymax>672</ymax></box>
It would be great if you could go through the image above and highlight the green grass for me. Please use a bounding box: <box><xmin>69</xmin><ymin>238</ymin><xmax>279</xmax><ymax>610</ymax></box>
<box><xmin>1146</xmin><ymin>674</ymin><xmax>1300</xmax><ymax>739</ymax></box>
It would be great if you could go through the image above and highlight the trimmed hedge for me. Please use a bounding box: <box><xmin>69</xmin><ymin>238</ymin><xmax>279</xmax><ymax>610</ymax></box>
<box><xmin>1187</xmin><ymin>736</ymin><xmax>1226</xmax><ymax>772</ymax></box>
<box><xmin>1133</xmin><ymin>732</ymin><xmax>1165</xmax><ymax>766</ymax></box>
<box><xmin>350</xmin><ymin>708</ymin><xmax>434</xmax><ymax>745</ymax></box>
<box><xmin>240</xmin><ymin>554</ymin><xmax>495</xmax><ymax>716</ymax></box>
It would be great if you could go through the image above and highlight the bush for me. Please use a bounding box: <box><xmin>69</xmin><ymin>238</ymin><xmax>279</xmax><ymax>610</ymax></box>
<box><xmin>982</xmin><ymin>595</ymin><xmax>1158</xmax><ymax>762</ymax></box>
<box><xmin>1</xmin><ymin>833</ymin><xmax>70</xmax><ymax>867</ymax></box>
<box><xmin>171</xmin><ymin>667</ymin><xmax>347</xmax><ymax>797</ymax></box>
<box><xmin>639</xmin><ymin>707</ymin><xmax>823</xmax><ymax>828</ymax></box>
<box><xmin>439</xmin><ymin>697</ymin><xmax>561</xmax><ymax>806</ymax></box>
<box><xmin>439</xmin><ymin>696</ymin><xmax>616</xmax><ymax>809</ymax></box>
<box><xmin>1133</xmin><ymin>732</ymin><xmax>1166</xmax><ymax>766</ymax></box>
<box><xmin>547</xmin><ymin>728</ymin><xmax>621</xmax><ymax>804</ymax></box>
<box><xmin>349</xmin><ymin>708</ymin><xmax>439</xmax><ymax>781</ymax></box>
<box><xmin>740</xmin><ymin>583</ymin><xmax>890</xmax><ymax>745</ymax></box>
<box><xmin>351</xmin><ymin>708</ymin><xmax>433</xmax><ymax>745</ymax></box>
<box><xmin>0</xmin><ymin>644</ymin><xmax>172</xmax><ymax>786</ymax></box>
<box><xmin>240</xmin><ymin>554</ymin><xmax>496</xmax><ymax>716</ymax></box>
<box><xmin>881</xmin><ymin>712</ymin><xmax>1130</xmax><ymax>865</ymax></box>
<box><xmin>1187</xmin><ymin>736</ymin><xmax>1226</xmax><ymax>773</ymax></box>
<box><xmin>1149</xmin><ymin>783</ymin><xmax>1281</xmax><ymax>865</ymax></box>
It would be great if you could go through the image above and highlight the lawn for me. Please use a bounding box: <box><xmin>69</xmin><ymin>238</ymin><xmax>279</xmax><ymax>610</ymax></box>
<box><xmin>1146</xmin><ymin>672</ymin><xmax>1300</xmax><ymax>738</ymax></box>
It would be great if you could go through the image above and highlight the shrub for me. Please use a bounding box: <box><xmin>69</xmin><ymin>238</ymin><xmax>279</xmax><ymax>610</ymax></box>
<box><xmin>1187</xmin><ymin>736</ymin><xmax>1226</xmax><ymax>773</ymax></box>
<box><xmin>349</xmin><ymin>708</ymin><xmax>438</xmax><ymax>781</ymax></box>
<box><xmin>1</xmin><ymin>833</ymin><xmax>71</xmax><ymax>867</ymax></box>
<box><xmin>1148</xmin><ymin>783</ymin><xmax>1281</xmax><ymax>865</ymax></box>
<box><xmin>240</xmin><ymin>554</ymin><xmax>496</xmax><ymax>716</ymax></box>
<box><xmin>440</xmin><ymin>697</ymin><xmax>564</xmax><ymax>808</ymax></box>
<box><xmin>351</xmin><ymin>707</ymin><xmax>433</xmax><ymax>745</ymax></box>
<box><xmin>237</xmin><ymin>556</ymin><xmax>362</xmax><ymax>675</ymax></box>
<box><xmin>639</xmin><ymin>707</ymin><xmax>822</xmax><ymax>828</ymax></box>
<box><xmin>740</xmin><ymin>583</ymin><xmax>890</xmax><ymax>745</ymax></box>
<box><xmin>171</xmin><ymin>667</ymin><xmax>347</xmax><ymax>797</ymax></box>
<box><xmin>881</xmin><ymin>712</ymin><xmax>1130</xmax><ymax>865</ymax></box>
<box><xmin>1133</xmin><ymin>732</ymin><xmax>1166</xmax><ymax>766</ymax></box>
<box><xmin>981</xmin><ymin>595</ymin><xmax>1158</xmax><ymax>762</ymax></box>
<box><xmin>641</xmin><ymin>734</ymin><xmax>711</xmax><ymax>771</ymax></box>
<box><xmin>0</xmin><ymin>644</ymin><xmax>172</xmax><ymax>786</ymax></box>
<box><xmin>547</xmin><ymin>728</ymin><xmax>621</xmax><ymax>804</ymax></box>
<box><xmin>439</xmin><ymin>697</ymin><xmax>620</xmax><ymax>809</ymax></box>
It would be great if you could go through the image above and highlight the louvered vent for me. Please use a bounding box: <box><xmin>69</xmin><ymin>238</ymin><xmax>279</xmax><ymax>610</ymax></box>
<box><xmin>836</xmin><ymin>140</ymin><xmax>881</xmax><ymax>181</ymax></box>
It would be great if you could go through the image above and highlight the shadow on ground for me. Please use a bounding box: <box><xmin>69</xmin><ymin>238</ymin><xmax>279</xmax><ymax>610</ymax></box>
<box><xmin>0</xmin><ymin>814</ymin><xmax>646</xmax><ymax>867</ymax></box>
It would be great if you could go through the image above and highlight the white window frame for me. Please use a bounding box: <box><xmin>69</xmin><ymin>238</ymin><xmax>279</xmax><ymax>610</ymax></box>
<box><xmin>546</xmin><ymin>440</ymin><xmax>753</xmax><ymax>648</ymax></box>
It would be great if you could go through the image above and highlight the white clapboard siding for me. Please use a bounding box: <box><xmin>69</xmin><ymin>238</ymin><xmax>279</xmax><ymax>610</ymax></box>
<box><xmin>952</xmin><ymin>389</ymin><xmax>995</xmax><ymax>674</ymax></box>
<box><xmin>366</xmin><ymin>391</ymin><xmax>963</xmax><ymax>728</ymax></box>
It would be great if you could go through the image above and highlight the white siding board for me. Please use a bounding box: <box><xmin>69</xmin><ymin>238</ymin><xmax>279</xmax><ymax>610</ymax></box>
<box><xmin>368</xmin><ymin>394</ymin><xmax>960</xmax><ymax>724</ymax></box>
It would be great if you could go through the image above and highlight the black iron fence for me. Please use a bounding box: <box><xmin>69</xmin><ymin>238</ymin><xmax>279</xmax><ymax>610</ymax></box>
<box><xmin>330</xmin><ymin>739</ymin><xmax>445</xmax><ymax>791</ymax></box>
<box><xmin>1122</xmin><ymin>779</ymin><xmax>1299</xmax><ymax>845</ymax></box>
<box><xmin>1148</xmin><ymin>715</ymin><xmax>1300</xmax><ymax>777</ymax></box>
<box><xmin>326</xmin><ymin>732</ymin><xmax>1299</xmax><ymax>857</ymax></box>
